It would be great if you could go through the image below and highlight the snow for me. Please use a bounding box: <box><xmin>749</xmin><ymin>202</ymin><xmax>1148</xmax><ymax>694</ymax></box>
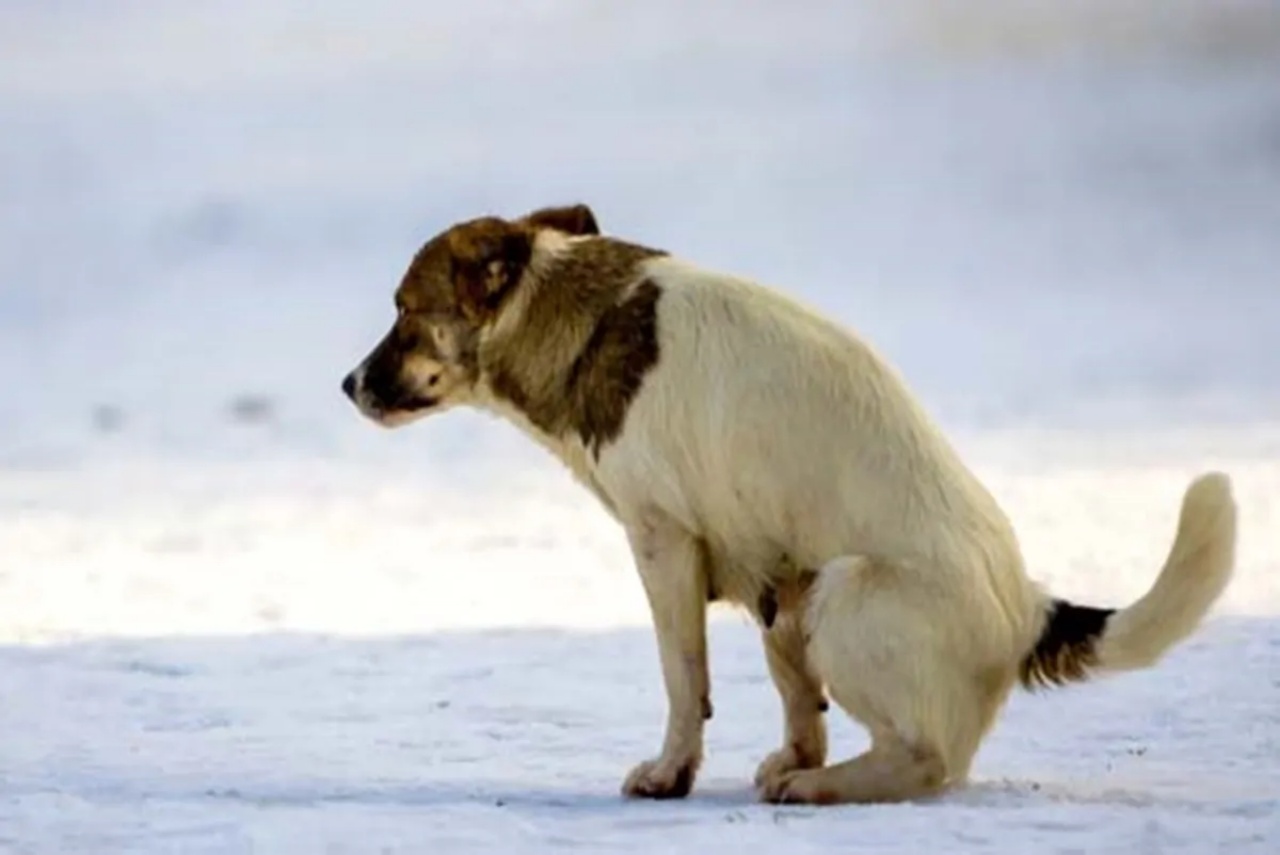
<box><xmin>1</xmin><ymin>616</ymin><xmax>1276</xmax><ymax>853</ymax></box>
<box><xmin>2</xmin><ymin>1</ymin><xmax>1280</xmax><ymax>852</ymax></box>
<box><xmin>1</xmin><ymin>442</ymin><xmax>1278</xmax><ymax>852</ymax></box>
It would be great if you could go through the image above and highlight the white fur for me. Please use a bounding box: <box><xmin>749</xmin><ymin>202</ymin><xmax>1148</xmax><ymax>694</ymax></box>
<box><xmin>1095</xmin><ymin>471</ymin><xmax>1236</xmax><ymax>672</ymax></box>
<box><xmin>475</xmin><ymin>246</ymin><xmax>1237</xmax><ymax>803</ymax></box>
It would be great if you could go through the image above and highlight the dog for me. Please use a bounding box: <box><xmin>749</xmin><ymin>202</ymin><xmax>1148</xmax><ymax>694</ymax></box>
<box><xmin>342</xmin><ymin>203</ymin><xmax>1237</xmax><ymax>805</ymax></box>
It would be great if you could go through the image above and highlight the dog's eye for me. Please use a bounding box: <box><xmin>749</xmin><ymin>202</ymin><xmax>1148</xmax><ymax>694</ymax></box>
<box><xmin>430</xmin><ymin>326</ymin><xmax>450</xmax><ymax>348</ymax></box>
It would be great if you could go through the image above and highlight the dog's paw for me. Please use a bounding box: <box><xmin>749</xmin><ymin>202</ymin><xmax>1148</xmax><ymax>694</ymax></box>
<box><xmin>757</xmin><ymin>767</ymin><xmax>838</xmax><ymax>806</ymax></box>
<box><xmin>752</xmin><ymin>737</ymin><xmax>824</xmax><ymax>793</ymax></box>
<box><xmin>621</xmin><ymin>756</ymin><xmax>698</xmax><ymax>800</ymax></box>
<box><xmin>753</xmin><ymin>746</ymin><xmax>811</xmax><ymax>789</ymax></box>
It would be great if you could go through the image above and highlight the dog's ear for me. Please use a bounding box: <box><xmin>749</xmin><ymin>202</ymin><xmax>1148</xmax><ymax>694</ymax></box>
<box><xmin>446</xmin><ymin>217</ymin><xmax>533</xmax><ymax>321</ymax></box>
<box><xmin>521</xmin><ymin>203</ymin><xmax>600</xmax><ymax>237</ymax></box>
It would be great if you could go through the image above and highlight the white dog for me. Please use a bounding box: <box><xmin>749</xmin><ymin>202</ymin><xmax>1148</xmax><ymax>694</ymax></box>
<box><xmin>342</xmin><ymin>204</ymin><xmax>1236</xmax><ymax>805</ymax></box>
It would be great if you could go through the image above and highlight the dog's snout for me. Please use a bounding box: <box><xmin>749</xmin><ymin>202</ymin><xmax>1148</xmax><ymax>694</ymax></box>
<box><xmin>341</xmin><ymin>372</ymin><xmax>357</xmax><ymax>401</ymax></box>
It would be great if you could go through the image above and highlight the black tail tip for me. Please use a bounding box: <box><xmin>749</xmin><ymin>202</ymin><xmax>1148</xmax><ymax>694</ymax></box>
<box><xmin>1019</xmin><ymin>599</ymin><xmax>1115</xmax><ymax>690</ymax></box>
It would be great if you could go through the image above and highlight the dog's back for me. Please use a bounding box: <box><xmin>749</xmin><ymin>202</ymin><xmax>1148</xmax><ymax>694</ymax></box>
<box><xmin>605</xmin><ymin>251</ymin><xmax>1026</xmax><ymax>595</ymax></box>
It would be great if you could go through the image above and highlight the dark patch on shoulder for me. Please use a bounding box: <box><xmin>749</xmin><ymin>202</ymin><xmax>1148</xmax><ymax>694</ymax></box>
<box><xmin>484</xmin><ymin>239</ymin><xmax>667</xmax><ymax>454</ymax></box>
<box><xmin>564</xmin><ymin>278</ymin><xmax>663</xmax><ymax>457</ymax></box>
<box><xmin>1019</xmin><ymin>599</ymin><xmax>1115</xmax><ymax>690</ymax></box>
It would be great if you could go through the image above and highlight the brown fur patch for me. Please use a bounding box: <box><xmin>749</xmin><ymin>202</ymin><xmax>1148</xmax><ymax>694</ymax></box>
<box><xmin>391</xmin><ymin>216</ymin><xmax>534</xmax><ymax>327</ymax></box>
<box><xmin>565</xmin><ymin>278</ymin><xmax>662</xmax><ymax>455</ymax></box>
<box><xmin>520</xmin><ymin>203</ymin><xmax>600</xmax><ymax>237</ymax></box>
<box><xmin>1018</xmin><ymin>599</ymin><xmax>1115</xmax><ymax>689</ymax></box>
<box><xmin>352</xmin><ymin>205</ymin><xmax>667</xmax><ymax>449</ymax></box>
<box><xmin>485</xmin><ymin>238</ymin><xmax>668</xmax><ymax>457</ymax></box>
<box><xmin>444</xmin><ymin>218</ymin><xmax>533</xmax><ymax>322</ymax></box>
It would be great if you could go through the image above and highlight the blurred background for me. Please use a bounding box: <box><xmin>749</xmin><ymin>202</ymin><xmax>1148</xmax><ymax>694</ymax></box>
<box><xmin>2</xmin><ymin>0</ymin><xmax>1279</xmax><ymax>476</ymax></box>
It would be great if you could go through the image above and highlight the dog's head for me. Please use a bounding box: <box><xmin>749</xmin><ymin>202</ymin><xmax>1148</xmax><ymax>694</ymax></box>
<box><xmin>341</xmin><ymin>203</ymin><xmax>600</xmax><ymax>427</ymax></box>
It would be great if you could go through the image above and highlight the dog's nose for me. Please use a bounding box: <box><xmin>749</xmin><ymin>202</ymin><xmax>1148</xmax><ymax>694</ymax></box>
<box><xmin>341</xmin><ymin>372</ymin><xmax>357</xmax><ymax>401</ymax></box>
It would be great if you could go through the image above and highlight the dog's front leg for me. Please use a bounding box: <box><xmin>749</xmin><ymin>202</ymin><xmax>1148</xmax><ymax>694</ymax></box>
<box><xmin>621</xmin><ymin>511</ymin><xmax>709</xmax><ymax>800</ymax></box>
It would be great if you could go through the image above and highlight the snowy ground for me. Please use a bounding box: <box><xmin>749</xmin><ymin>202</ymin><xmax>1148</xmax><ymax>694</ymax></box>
<box><xmin>3</xmin><ymin>1</ymin><xmax>1280</xmax><ymax>853</ymax></box>
<box><xmin>2</xmin><ymin>430</ymin><xmax>1278</xmax><ymax>853</ymax></box>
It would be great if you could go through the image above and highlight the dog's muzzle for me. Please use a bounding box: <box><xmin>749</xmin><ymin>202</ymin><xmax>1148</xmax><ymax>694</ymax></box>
<box><xmin>341</xmin><ymin>365</ymin><xmax>437</xmax><ymax>425</ymax></box>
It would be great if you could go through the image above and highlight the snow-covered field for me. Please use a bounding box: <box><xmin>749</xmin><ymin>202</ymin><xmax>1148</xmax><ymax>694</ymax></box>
<box><xmin>2</xmin><ymin>433</ymin><xmax>1278</xmax><ymax>853</ymax></box>
<box><xmin>2</xmin><ymin>2</ymin><xmax>1279</xmax><ymax>852</ymax></box>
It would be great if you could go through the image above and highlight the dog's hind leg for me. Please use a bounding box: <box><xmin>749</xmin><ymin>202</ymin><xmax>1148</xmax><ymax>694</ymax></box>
<box><xmin>620</xmin><ymin>509</ymin><xmax>711</xmax><ymax>800</ymax></box>
<box><xmin>753</xmin><ymin>596</ymin><xmax>828</xmax><ymax>787</ymax></box>
<box><xmin>758</xmin><ymin>556</ymin><xmax>1017</xmax><ymax>805</ymax></box>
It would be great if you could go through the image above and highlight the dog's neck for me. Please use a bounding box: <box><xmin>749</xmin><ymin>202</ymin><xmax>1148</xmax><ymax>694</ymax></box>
<box><xmin>471</xmin><ymin>232</ymin><xmax>666</xmax><ymax>455</ymax></box>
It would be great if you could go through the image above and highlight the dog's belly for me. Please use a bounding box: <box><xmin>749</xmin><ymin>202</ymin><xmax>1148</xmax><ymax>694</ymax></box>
<box><xmin>687</xmin><ymin>472</ymin><xmax>854</xmax><ymax>573</ymax></box>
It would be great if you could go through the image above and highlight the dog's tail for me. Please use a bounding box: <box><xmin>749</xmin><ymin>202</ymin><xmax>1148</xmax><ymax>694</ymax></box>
<box><xmin>1018</xmin><ymin>471</ymin><xmax>1237</xmax><ymax>690</ymax></box>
